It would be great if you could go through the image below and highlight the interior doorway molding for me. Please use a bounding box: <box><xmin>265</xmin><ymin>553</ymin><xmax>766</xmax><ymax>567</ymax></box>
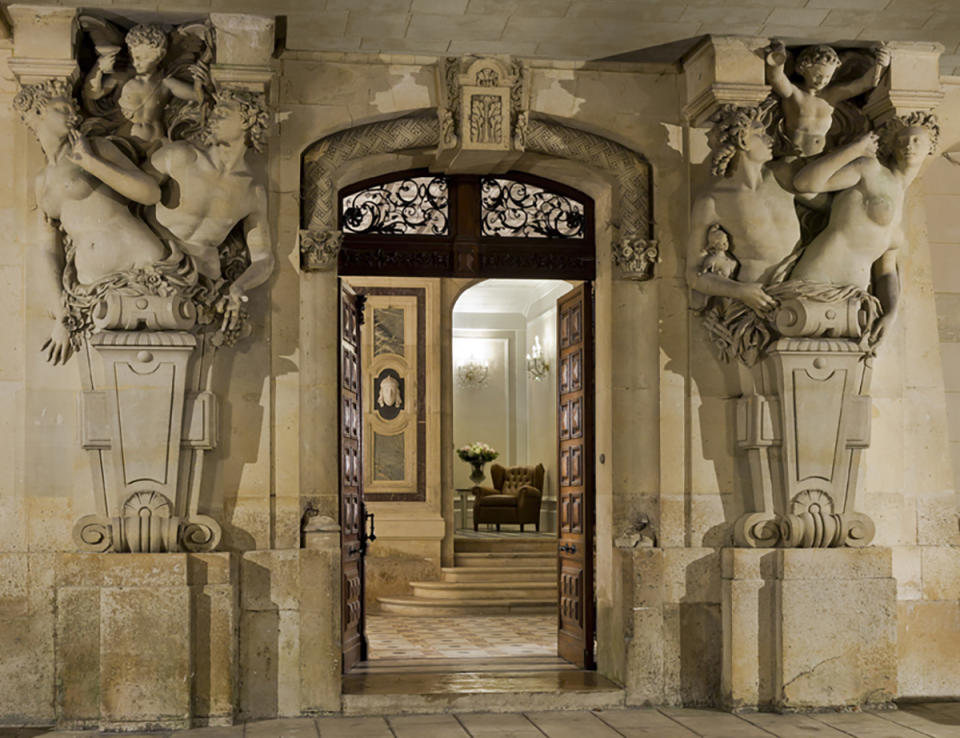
<box><xmin>298</xmin><ymin>114</ymin><xmax>655</xmax><ymax>273</ymax></box>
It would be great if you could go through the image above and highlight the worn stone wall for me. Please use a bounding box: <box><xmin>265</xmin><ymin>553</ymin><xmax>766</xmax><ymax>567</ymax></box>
<box><xmin>0</xmin><ymin>18</ymin><xmax>958</xmax><ymax>725</ymax></box>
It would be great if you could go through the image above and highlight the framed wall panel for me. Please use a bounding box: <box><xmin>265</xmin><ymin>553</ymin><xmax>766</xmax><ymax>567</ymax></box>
<box><xmin>355</xmin><ymin>287</ymin><xmax>426</xmax><ymax>501</ymax></box>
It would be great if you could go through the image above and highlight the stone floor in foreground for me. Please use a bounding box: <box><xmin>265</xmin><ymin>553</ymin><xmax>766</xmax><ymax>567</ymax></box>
<box><xmin>3</xmin><ymin>702</ymin><xmax>960</xmax><ymax>738</ymax></box>
<box><xmin>366</xmin><ymin>615</ymin><xmax>556</xmax><ymax>659</ymax></box>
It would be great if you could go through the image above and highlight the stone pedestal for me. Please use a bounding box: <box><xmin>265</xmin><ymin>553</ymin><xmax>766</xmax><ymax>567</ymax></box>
<box><xmin>74</xmin><ymin>328</ymin><xmax>221</xmax><ymax>554</ymax></box>
<box><xmin>722</xmin><ymin>547</ymin><xmax>896</xmax><ymax>711</ymax></box>
<box><xmin>735</xmin><ymin>338</ymin><xmax>875</xmax><ymax>548</ymax></box>
<box><xmin>55</xmin><ymin>552</ymin><xmax>238</xmax><ymax>731</ymax></box>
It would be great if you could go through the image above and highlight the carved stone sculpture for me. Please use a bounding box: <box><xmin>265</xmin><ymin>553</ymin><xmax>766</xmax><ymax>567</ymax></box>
<box><xmin>299</xmin><ymin>228</ymin><xmax>342</xmax><ymax>271</ymax></box>
<box><xmin>688</xmin><ymin>43</ymin><xmax>939</xmax><ymax>548</ymax></box>
<box><xmin>15</xmin><ymin>14</ymin><xmax>275</xmax><ymax>553</ymax></box>
<box><xmin>612</xmin><ymin>235</ymin><xmax>659</xmax><ymax>281</ymax></box>
<box><xmin>434</xmin><ymin>55</ymin><xmax>528</xmax><ymax>172</ymax></box>
<box><xmin>766</xmin><ymin>41</ymin><xmax>889</xmax><ymax>156</ymax></box>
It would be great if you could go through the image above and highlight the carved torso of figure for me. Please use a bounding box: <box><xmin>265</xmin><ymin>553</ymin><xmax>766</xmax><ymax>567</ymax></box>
<box><xmin>152</xmin><ymin>140</ymin><xmax>262</xmax><ymax>278</ymax></box>
<box><xmin>791</xmin><ymin>150</ymin><xmax>906</xmax><ymax>288</ymax></box>
<box><xmin>782</xmin><ymin>92</ymin><xmax>835</xmax><ymax>158</ymax></box>
<box><xmin>705</xmin><ymin>167</ymin><xmax>801</xmax><ymax>284</ymax></box>
<box><xmin>36</xmin><ymin>140</ymin><xmax>166</xmax><ymax>286</ymax></box>
<box><xmin>118</xmin><ymin>71</ymin><xmax>171</xmax><ymax>144</ymax></box>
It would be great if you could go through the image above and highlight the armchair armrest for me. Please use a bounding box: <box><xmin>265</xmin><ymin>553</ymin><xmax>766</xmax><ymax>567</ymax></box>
<box><xmin>516</xmin><ymin>485</ymin><xmax>543</xmax><ymax>521</ymax></box>
<box><xmin>517</xmin><ymin>485</ymin><xmax>542</xmax><ymax>505</ymax></box>
<box><xmin>472</xmin><ymin>485</ymin><xmax>499</xmax><ymax>499</ymax></box>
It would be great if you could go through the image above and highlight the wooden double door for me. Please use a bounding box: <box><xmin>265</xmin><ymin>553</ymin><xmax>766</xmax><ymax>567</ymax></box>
<box><xmin>338</xmin><ymin>280</ymin><xmax>596</xmax><ymax>670</ymax></box>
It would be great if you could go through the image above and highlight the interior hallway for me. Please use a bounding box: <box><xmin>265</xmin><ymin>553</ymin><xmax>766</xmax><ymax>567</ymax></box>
<box><xmin>4</xmin><ymin>702</ymin><xmax>959</xmax><ymax>737</ymax></box>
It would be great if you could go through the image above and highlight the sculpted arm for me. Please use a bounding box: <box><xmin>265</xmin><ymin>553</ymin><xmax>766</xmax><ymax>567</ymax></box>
<box><xmin>686</xmin><ymin>195</ymin><xmax>776</xmax><ymax>312</ymax></box>
<box><xmin>869</xmin><ymin>244</ymin><xmax>900</xmax><ymax>346</ymax></box>
<box><xmin>163</xmin><ymin>75</ymin><xmax>203</xmax><ymax>103</ymax></box>
<box><xmin>793</xmin><ymin>133</ymin><xmax>877</xmax><ymax>193</ymax></box>
<box><xmin>822</xmin><ymin>47</ymin><xmax>890</xmax><ymax>104</ymax></box>
<box><xmin>68</xmin><ymin>133</ymin><xmax>161</xmax><ymax>205</ymax></box>
<box><xmin>766</xmin><ymin>41</ymin><xmax>799</xmax><ymax>99</ymax></box>
<box><xmin>219</xmin><ymin>186</ymin><xmax>275</xmax><ymax>332</ymax></box>
<box><xmin>236</xmin><ymin>186</ymin><xmax>274</xmax><ymax>295</ymax></box>
<box><xmin>36</xmin><ymin>213</ymin><xmax>71</xmax><ymax>365</ymax></box>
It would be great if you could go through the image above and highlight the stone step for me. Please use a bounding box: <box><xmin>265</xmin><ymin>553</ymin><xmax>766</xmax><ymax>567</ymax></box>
<box><xmin>377</xmin><ymin>595</ymin><xmax>556</xmax><ymax>617</ymax></box>
<box><xmin>454</xmin><ymin>537</ymin><xmax>557</xmax><ymax>553</ymax></box>
<box><xmin>342</xmin><ymin>660</ymin><xmax>622</xmax><ymax>715</ymax></box>
<box><xmin>410</xmin><ymin>581</ymin><xmax>555</xmax><ymax>600</ymax></box>
<box><xmin>455</xmin><ymin>552</ymin><xmax>556</xmax><ymax>567</ymax></box>
<box><xmin>441</xmin><ymin>566</ymin><xmax>555</xmax><ymax>583</ymax></box>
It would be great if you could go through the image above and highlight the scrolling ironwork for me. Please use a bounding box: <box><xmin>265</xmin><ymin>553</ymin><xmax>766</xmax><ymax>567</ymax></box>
<box><xmin>342</xmin><ymin>176</ymin><xmax>449</xmax><ymax>236</ymax></box>
<box><xmin>481</xmin><ymin>177</ymin><xmax>585</xmax><ymax>239</ymax></box>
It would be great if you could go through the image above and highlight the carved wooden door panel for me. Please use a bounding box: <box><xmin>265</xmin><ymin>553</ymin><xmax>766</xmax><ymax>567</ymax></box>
<box><xmin>340</xmin><ymin>282</ymin><xmax>367</xmax><ymax>672</ymax></box>
<box><xmin>557</xmin><ymin>283</ymin><xmax>595</xmax><ymax>668</ymax></box>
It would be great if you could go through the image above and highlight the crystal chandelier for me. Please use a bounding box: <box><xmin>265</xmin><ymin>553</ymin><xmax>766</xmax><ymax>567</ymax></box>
<box><xmin>526</xmin><ymin>335</ymin><xmax>550</xmax><ymax>382</ymax></box>
<box><xmin>457</xmin><ymin>357</ymin><xmax>489</xmax><ymax>388</ymax></box>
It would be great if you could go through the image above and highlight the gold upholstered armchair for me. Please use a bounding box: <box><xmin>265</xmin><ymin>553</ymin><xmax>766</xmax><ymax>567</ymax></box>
<box><xmin>473</xmin><ymin>463</ymin><xmax>545</xmax><ymax>532</ymax></box>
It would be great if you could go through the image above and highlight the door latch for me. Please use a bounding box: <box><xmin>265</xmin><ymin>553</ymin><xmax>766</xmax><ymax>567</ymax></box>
<box><xmin>559</xmin><ymin>543</ymin><xmax>577</xmax><ymax>554</ymax></box>
<box><xmin>359</xmin><ymin>507</ymin><xmax>376</xmax><ymax>554</ymax></box>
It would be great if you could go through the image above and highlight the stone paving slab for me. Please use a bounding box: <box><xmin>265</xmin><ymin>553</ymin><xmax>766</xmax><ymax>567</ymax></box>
<box><xmin>592</xmin><ymin>708</ymin><xmax>699</xmax><ymax>736</ymax></box>
<box><xmin>4</xmin><ymin>703</ymin><xmax>960</xmax><ymax>737</ymax></box>
<box><xmin>315</xmin><ymin>716</ymin><xmax>392</xmax><ymax>738</ymax></box>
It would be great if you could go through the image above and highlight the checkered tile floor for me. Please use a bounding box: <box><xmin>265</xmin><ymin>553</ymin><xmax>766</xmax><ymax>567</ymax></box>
<box><xmin>366</xmin><ymin>615</ymin><xmax>556</xmax><ymax>659</ymax></box>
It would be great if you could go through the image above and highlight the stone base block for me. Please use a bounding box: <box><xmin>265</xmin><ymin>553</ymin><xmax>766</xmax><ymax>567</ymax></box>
<box><xmin>55</xmin><ymin>552</ymin><xmax>237</xmax><ymax>731</ymax></box>
<box><xmin>239</xmin><ymin>542</ymin><xmax>341</xmax><ymax>719</ymax></box>
<box><xmin>722</xmin><ymin>547</ymin><xmax>896</xmax><ymax>711</ymax></box>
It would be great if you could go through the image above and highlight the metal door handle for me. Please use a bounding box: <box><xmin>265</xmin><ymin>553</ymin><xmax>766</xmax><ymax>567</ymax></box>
<box><xmin>359</xmin><ymin>509</ymin><xmax>376</xmax><ymax>554</ymax></box>
<box><xmin>559</xmin><ymin>543</ymin><xmax>577</xmax><ymax>554</ymax></box>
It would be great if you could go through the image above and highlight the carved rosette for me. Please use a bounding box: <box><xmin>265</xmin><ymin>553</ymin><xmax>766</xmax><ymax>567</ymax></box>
<box><xmin>613</xmin><ymin>235</ymin><xmax>659</xmax><ymax>281</ymax></box>
<box><xmin>299</xmin><ymin>228</ymin><xmax>343</xmax><ymax>272</ymax></box>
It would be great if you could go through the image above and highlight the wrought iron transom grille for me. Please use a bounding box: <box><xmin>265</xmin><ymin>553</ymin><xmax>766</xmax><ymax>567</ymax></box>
<box><xmin>480</xmin><ymin>177</ymin><xmax>585</xmax><ymax>239</ymax></box>
<box><xmin>336</xmin><ymin>170</ymin><xmax>596</xmax><ymax>279</ymax></box>
<box><xmin>341</xmin><ymin>175</ymin><xmax>449</xmax><ymax>236</ymax></box>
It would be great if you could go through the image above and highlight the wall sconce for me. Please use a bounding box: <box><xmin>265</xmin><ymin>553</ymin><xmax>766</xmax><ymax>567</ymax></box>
<box><xmin>526</xmin><ymin>335</ymin><xmax>550</xmax><ymax>382</ymax></box>
<box><xmin>457</xmin><ymin>357</ymin><xmax>489</xmax><ymax>388</ymax></box>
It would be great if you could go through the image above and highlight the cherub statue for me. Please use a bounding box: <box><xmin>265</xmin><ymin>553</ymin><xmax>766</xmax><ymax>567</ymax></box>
<box><xmin>117</xmin><ymin>23</ymin><xmax>208</xmax><ymax>148</ymax></box>
<box><xmin>150</xmin><ymin>88</ymin><xmax>275</xmax><ymax>335</ymax></box>
<box><xmin>766</xmin><ymin>42</ymin><xmax>890</xmax><ymax>157</ymax></box>
<box><xmin>698</xmin><ymin>224</ymin><xmax>739</xmax><ymax>279</ymax></box>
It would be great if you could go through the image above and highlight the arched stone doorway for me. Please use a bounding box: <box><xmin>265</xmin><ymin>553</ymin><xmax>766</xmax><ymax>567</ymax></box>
<box><xmin>297</xmin><ymin>112</ymin><xmax>658</xmax><ymax>692</ymax></box>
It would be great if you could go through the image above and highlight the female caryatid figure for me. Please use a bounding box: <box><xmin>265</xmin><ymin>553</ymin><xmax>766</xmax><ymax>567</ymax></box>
<box><xmin>13</xmin><ymin>80</ymin><xmax>167</xmax><ymax>364</ymax></box>
<box><xmin>786</xmin><ymin>112</ymin><xmax>940</xmax><ymax>346</ymax></box>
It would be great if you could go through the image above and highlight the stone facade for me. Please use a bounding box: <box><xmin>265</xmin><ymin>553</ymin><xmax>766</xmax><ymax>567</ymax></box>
<box><xmin>0</xmin><ymin>4</ymin><xmax>958</xmax><ymax>730</ymax></box>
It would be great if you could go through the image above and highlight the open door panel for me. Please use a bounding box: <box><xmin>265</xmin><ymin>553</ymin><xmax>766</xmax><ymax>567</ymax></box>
<box><xmin>556</xmin><ymin>282</ymin><xmax>595</xmax><ymax>669</ymax></box>
<box><xmin>340</xmin><ymin>281</ymin><xmax>367</xmax><ymax>672</ymax></box>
